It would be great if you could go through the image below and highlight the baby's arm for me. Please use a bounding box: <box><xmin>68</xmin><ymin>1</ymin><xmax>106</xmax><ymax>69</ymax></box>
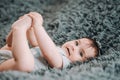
<box><xmin>28</xmin><ymin>12</ymin><xmax>63</xmax><ymax>68</ymax></box>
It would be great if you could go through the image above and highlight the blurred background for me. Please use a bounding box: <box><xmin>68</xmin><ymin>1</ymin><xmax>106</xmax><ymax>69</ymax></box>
<box><xmin>0</xmin><ymin>0</ymin><xmax>120</xmax><ymax>80</ymax></box>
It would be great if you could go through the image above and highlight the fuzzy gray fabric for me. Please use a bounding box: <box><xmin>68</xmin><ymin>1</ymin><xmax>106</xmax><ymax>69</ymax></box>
<box><xmin>0</xmin><ymin>0</ymin><xmax>120</xmax><ymax>80</ymax></box>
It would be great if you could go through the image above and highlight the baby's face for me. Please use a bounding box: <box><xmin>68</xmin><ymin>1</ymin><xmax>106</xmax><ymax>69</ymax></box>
<box><xmin>61</xmin><ymin>38</ymin><xmax>96</xmax><ymax>62</ymax></box>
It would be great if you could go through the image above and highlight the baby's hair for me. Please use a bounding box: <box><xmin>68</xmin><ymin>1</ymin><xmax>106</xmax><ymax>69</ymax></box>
<box><xmin>82</xmin><ymin>37</ymin><xmax>100</xmax><ymax>57</ymax></box>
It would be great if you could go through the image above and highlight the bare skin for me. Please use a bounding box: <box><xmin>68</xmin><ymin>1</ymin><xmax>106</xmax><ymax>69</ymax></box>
<box><xmin>61</xmin><ymin>38</ymin><xmax>96</xmax><ymax>62</ymax></box>
<box><xmin>0</xmin><ymin>12</ymin><xmax>63</xmax><ymax>72</ymax></box>
<box><xmin>0</xmin><ymin>15</ymin><xmax>34</xmax><ymax>72</ymax></box>
<box><xmin>28</xmin><ymin>12</ymin><xmax>63</xmax><ymax>68</ymax></box>
<box><xmin>0</xmin><ymin>12</ymin><xmax>97</xmax><ymax>72</ymax></box>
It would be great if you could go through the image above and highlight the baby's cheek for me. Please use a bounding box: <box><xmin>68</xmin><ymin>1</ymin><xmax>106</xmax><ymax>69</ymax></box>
<box><xmin>73</xmin><ymin>55</ymin><xmax>82</xmax><ymax>62</ymax></box>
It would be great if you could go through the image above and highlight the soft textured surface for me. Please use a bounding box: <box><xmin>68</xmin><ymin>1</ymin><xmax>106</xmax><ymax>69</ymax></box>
<box><xmin>0</xmin><ymin>0</ymin><xmax>120</xmax><ymax>80</ymax></box>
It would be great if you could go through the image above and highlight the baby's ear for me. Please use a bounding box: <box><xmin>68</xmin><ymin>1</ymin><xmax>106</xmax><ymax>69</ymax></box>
<box><xmin>87</xmin><ymin>57</ymin><xmax>95</xmax><ymax>61</ymax></box>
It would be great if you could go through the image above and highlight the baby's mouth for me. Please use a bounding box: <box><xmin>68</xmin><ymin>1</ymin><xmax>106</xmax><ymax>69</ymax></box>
<box><xmin>66</xmin><ymin>47</ymin><xmax>70</xmax><ymax>56</ymax></box>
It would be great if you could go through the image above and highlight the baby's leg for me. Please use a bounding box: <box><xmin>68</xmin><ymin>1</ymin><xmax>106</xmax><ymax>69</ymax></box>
<box><xmin>1</xmin><ymin>26</ymin><xmax>38</xmax><ymax>51</ymax></box>
<box><xmin>0</xmin><ymin>28</ymin><xmax>34</xmax><ymax>72</ymax></box>
<box><xmin>20</xmin><ymin>14</ymin><xmax>38</xmax><ymax>47</ymax></box>
<box><xmin>1</xmin><ymin>27</ymin><xmax>37</xmax><ymax>51</ymax></box>
<box><xmin>6</xmin><ymin>30</ymin><xmax>13</xmax><ymax>47</ymax></box>
<box><xmin>27</xmin><ymin>27</ymin><xmax>38</xmax><ymax>47</ymax></box>
<box><xmin>0</xmin><ymin>30</ymin><xmax>13</xmax><ymax>51</ymax></box>
<box><xmin>12</xmin><ymin>27</ymin><xmax>35</xmax><ymax>72</ymax></box>
<box><xmin>0</xmin><ymin>16</ymin><xmax>34</xmax><ymax>72</ymax></box>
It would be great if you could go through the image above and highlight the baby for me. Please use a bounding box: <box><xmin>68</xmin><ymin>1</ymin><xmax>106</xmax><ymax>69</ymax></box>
<box><xmin>0</xmin><ymin>12</ymin><xmax>99</xmax><ymax>72</ymax></box>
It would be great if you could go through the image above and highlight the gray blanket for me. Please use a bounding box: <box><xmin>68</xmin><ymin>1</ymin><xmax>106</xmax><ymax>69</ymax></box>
<box><xmin>0</xmin><ymin>0</ymin><xmax>120</xmax><ymax>80</ymax></box>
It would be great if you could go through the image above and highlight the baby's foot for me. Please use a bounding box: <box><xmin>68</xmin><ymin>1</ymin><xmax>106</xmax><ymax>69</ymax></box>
<box><xmin>12</xmin><ymin>15</ymin><xmax>32</xmax><ymax>31</ymax></box>
<box><xmin>28</xmin><ymin>12</ymin><xmax>43</xmax><ymax>26</ymax></box>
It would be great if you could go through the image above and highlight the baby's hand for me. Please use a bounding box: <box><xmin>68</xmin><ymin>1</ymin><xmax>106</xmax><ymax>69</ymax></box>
<box><xmin>28</xmin><ymin>12</ymin><xmax>43</xmax><ymax>27</ymax></box>
<box><xmin>12</xmin><ymin>15</ymin><xmax>32</xmax><ymax>30</ymax></box>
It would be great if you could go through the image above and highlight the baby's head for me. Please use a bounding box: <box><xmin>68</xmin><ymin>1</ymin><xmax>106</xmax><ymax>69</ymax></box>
<box><xmin>61</xmin><ymin>37</ymin><xmax>99</xmax><ymax>63</ymax></box>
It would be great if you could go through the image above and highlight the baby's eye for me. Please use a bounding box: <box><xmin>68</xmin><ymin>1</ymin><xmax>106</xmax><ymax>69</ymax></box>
<box><xmin>75</xmin><ymin>41</ymin><xmax>79</xmax><ymax>46</ymax></box>
<box><xmin>80</xmin><ymin>52</ymin><xmax>83</xmax><ymax>57</ymax></box>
